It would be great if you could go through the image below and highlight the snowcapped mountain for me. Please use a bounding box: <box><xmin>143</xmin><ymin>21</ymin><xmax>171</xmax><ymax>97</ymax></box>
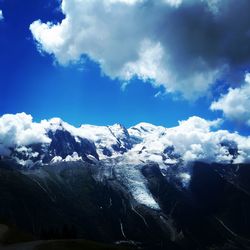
<box><xmin>8</xmin><ymin>118</ymin><xmax>99</xmax><ymax>166</ymax></box>
<box><xmin>1</xmin><ymin>113</ymin><xmax>248</xmax><ymax>207</ymax></box>
<box><xmin>1</xmin><ymin>113</ymin><xmax>248</xmax><ymax>169</ymax></box>
<box><xmin>1</xmin><ymin>113</ymin><xmax>250</xmax><ymax>249</ymax></box>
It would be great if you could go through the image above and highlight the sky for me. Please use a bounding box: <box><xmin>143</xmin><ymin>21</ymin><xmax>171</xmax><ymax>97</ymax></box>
<box><xmin>0</xmin><ymin>0</ymin><xmax>250</xmax><ymax>135</ymax></box>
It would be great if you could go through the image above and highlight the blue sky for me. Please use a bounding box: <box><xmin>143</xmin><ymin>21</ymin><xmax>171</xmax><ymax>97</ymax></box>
<box><xmin>0</xmin><ymin>0</ymin><xmax>250</xmax><ymax>134</ymax></box>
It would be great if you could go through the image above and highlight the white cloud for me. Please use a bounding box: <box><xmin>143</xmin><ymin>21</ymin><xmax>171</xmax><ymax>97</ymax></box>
<box><xmin>119</xmin><ymin>40</ymin><xmax>172</xmax><ymax>86</ymax></box>
<box><xmin>128</xmin><ymin>116</ymin><xmax>250</xmax><ymax>164</ymax></box>
<box><xmin>177</xmin><ymin>116</ymin><xmax>222</xmax><ymax>132</ymax></box>
<box><xmin>0</xmin><ymin>10</ymin><xmax>4</xmax><ymax>21</ymax></box>
<box><xmin>0</xmin><ymin>113</ymin><xmax>51</xmax><ymax>156</ymax></box>
<box><xmin>163</xmin><ymin>0</ymin><xmax>183</xmax><ymax>7</ymax></box>
<box><xmin>29</xmin><ymin>0</ymin><xmax>230</xmax><ymax>100</ymax></box>
<box><xmin>211</xmin><ymin>73</ymin><xmax>250</xmax><ymax>126</ymax></box>
<box><xmin>165</xmin><ymin>117</ymin><xmax>234</xmax><ymax>163</ymax></box>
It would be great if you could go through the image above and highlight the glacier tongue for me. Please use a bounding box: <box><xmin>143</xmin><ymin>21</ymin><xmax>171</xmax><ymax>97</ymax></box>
<box><xmin>96</xmin><ymin>157</ymin><xmax>160</xmax><ymax>210</ymax></box>
<box><xmin>115</xmin><ymin>162</ymin><xmax>160</xmax><ymax>210</ymax></box>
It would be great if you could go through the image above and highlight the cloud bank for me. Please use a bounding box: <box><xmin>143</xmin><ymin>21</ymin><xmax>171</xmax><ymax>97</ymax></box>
<box><xmin>211</xmin><ymin>73</ymin><xmax>250</xmax><ymax>126</ymax></box>
<box><xmin>30</xmin><ymin>0</ymin><xmax>250</xmax><ymax>99</ymax></box>
<box><xmin>1</xmin><ymin>113</ymin><xmax>250</xmax><ymax>165</ymax></box>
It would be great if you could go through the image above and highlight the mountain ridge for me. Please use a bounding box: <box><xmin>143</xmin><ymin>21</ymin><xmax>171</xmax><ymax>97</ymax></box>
<box><xmin>1</xmin><ymin>113</ymin><xmax>248</xmax><ymax>170</ymax></box>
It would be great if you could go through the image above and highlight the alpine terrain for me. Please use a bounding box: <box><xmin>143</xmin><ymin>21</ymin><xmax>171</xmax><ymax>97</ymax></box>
<box><xmin>0</xmin><ymin>113</ymin><xmax>250</xmax><ymax>250</ymax></box>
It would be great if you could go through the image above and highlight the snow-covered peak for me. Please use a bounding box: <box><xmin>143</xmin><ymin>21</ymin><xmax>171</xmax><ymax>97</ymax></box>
<box><xmin>41</xmin><ymin>117</ymin><xmax>77</xmax><ymax>134</ymax></box>
<box><xmin>129</xmin><ymin>122</ymin><xmax>164</xmax><ymax>135</ymax></box>
<box><xmin>131</xmin><ymin>122</ymin><xmax>160</xmax><ymax>131</ymax></box>
<box><xmin>108</xmin><ymin>123</ymin><xmax>129</xmax><ymax>140</ymax></box>
<box><xmin>129</xmin><ymin>123</ymin><xmax>167</xmax><ymax>146</ymax></box>
<box><xmin>48</xmin><ymin>117</ymin><xmax>63</xmax><ymax>126</ymax></box>
<box><xmin>78</xmin><ymin>123</ymin><xmax>132</xmax><ymax>159</ymax></box>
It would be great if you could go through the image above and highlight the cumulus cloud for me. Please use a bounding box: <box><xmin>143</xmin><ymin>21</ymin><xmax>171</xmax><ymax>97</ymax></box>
<box><xmin>211</xmin><ymin>73</ymin><xmax>250</xmax><ymax>126</ymax></box>
<box><xmin>30</xmin><ymin>0</ymin><xmax>250</xmax><ymax>99</ymax></box>
<box><xmin>165</xmin><ymin>116</ymin><xmax>242</xmax><ymax>163</ymax></box>
<box><xmin>0</xmin><ymin>10</ymin><xmax>3</xmax><ymax>21</ymax></box>
<box><xmin>128</xmin><ymin>116</ymin><xmax>250</xmax><ymax>164</ymax></box>
<box><xmin>0</xmin><ymin>113</ymin><xmax>51</xmax><ymax>156</ymax></box>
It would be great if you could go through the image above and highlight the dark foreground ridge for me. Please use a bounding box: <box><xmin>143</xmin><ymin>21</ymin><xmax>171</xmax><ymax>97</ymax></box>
<box><xmin>0</xmin><ymin>159</ymin><xmax>250</xmax><ymax>250</ymax></box>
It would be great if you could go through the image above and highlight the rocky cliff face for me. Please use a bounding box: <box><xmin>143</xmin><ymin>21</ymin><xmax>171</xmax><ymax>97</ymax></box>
<box><xmin>0</xmin><ymin>158</ymin><xmax>250</xmax><ymax>250</ymax></box>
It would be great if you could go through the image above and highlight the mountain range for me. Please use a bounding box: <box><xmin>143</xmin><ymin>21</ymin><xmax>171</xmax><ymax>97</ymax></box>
<box><xmin>0</xmin><ymin>113</ymin><xmax>250</xmax><ymax>249</ymax></box>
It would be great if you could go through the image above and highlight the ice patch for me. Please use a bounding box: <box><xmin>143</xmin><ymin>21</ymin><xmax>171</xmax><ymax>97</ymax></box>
<box><xmin>65</xmin><ymin>152</ymin><xmax>82</xmax><ymax>162</ymax></box>
<box><xmin>178</xmin><ymin>172</ymin><xmax>191</xmax><ymax>187</ymax></box>
<box><xmin>51</xmin><ymin>156</ymin><xmax>63</xmax><ymax>163</ymax></box>
<box><xmin>51</xmin><ymin>152</ymin><xmax>82</xmax><ymax>163</ymax></box>
<box><xmin>130</xmin><ymin>184</ymin><xmax>160</xmax><ymax>209</ymax></box>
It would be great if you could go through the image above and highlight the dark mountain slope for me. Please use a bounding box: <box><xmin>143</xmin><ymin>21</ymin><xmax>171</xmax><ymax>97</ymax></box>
<box><xmin>0</xmin><ymin>160</ymin><xmax>250</xmax><ymax>249</ymax></box>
